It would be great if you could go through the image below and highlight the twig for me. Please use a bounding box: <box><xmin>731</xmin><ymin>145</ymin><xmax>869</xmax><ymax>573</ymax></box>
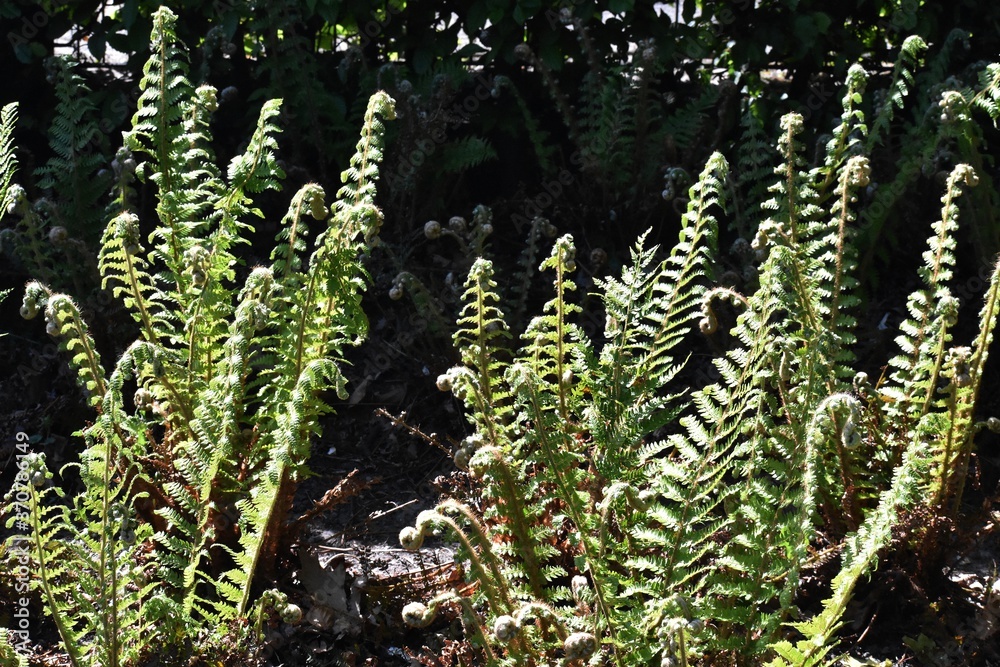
<box><xmin>376</xmin><ymin>407</ymin><xmax>453</xmax><ymax>455</ymax></box>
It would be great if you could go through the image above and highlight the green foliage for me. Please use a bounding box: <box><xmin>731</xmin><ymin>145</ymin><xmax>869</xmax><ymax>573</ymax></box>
<box><xmin>866</xmin><ymin>35</ymin><xmax>928</xmax><ymax>151</ymax></box>
<box><xmin>0</xmin><ymin>629</ymin><xmax>27</xmax><ymax>667</ymax></box>
<box><xmin>0</xmin><ymin>102</ymin><xmax>15</xmax><ymax>211</ymax></box>
<box><xmin>508</xmin><ymin>20</ymin><xmax>731</xmax><ymax>234</ymax></box>
<box><xmin>732</xmin><ymin>98</ymin><xmax>775</xmax><ymax>237</ymax></box>
<box><xmin>401</xmin><ymin>57</ymin><xmax>1000</xmax><ymax>666</ymax></box>
<box><xmin>34</xmin><ymin>56</ymin><xmax>110</xmax><ymax>243</ymax></box>
<box><xmin>376</xmin><ymin>64</ymin><xmax>501</xmax><ymax>224</ymax></box>
<box><xmin>405</xmin><ymin>153</ymin><xmax>730</xmax><ymax>666</ymax></box>
<box><xmin>1</xmin><ymin>7</ymin><xmax>394</xmax><ymax>664</ymax></box>
<box><xmin>858</xmin><ymin>32</ymin><xmax>1000</xmax><ymax>271</ymax></box>
<box><xmin>0</xmin><ymin>101</ymin><xmax>15</xmax><ymax>325</ymax></box>
<box><xmin>246</xmin><ymin>0</ymin><xmax>350</xmax><ymax>180</ymax></box>
<box><xmin>5</xmin><ymin>2</ymin><xmax>1000</xmax><ymax>663</ymax></box>
<box><xmin>0</xmin><ymin>61</ymin><xmax>109</xmax><ymax>295</ymax></box>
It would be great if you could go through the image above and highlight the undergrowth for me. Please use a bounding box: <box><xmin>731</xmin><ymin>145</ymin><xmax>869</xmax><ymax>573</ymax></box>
<box><xmin>0</xmin><ymin>7</ymin><xmax>393</xmax><ymax>665</ymax></box>
<box><xmin>3</xmin><ymin>10</ymin><xmax>1000</xmax><ymax>667</ymax></box>
<box><xmin>400</xmin><ymin>43</ymin><xmax>1000</xmax><ymax>667</ymax></box>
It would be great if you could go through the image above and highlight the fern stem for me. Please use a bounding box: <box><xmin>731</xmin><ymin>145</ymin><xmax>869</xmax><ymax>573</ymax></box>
<box><xmin>949</xmin><ymin>254</ymin><xmax>1000</xmax><ymax>513</ymax></box>
<box><xmin>786</xmin><ymin>248</ymin><xmax>822</xmax><ymax>339</ymax></box>
<box><xmin>474</xmin><ymin>285</ymin><xmax>495</xmax><ymax>409</ymax></box>
<box><xmin>237</xmin><ymin>462</ymin><xmax>288</xmax><ymax>615</ymax></box>
<box><xmin>123</xmin><ymin>242</ymin><xmax>158</xmax><ymax>345</ymax></box>
<box><xmin>933</xmin><ymin>382</ymin><xmax>964</xmax><ymax>513</ymax></box>
<box><xmin>186</xmin><ymin>302</ymin><xmax>202</xmax><ymax>393</ymax></box>
<box><xmin>27</xmin><ymin>486</ymin><xmax>84</xmax><ymax>667</ymax></box>
<box><xmin>828</xmin><ymin>176</ymin><xmax>853</xmax><ymax>326</ymax></box>
<box><xmin>67</xmin><ymin>308</ymin><xmax>107</xmax><ymax>401</ymax></box>
<box><xmin>555</xmin><ymin>250</ymin><xmax>570</xmax><ymax>423</ymax></box>
<box><xmin>98</xmin><ymin>423</ymin><xmax>121</xmax><ymax>667</ymax></box>
<box><xmin>281</xmin><ymin>201</ymin><xmax>305</xmax><ymax>280</ymax></box>
<box><xmin>457</xmin><ymin>596</ymin><xmax>500</xmax><ymax>666</ymax></box>
<box><xmin>830</xmin><ymin>407</ymin><xmax>860</xmax><ymax>530</ymax></box>
<box><xmin>641</xmin><ymin>155</ymin><xmax>726</xmax><ymax>405</ymax></box>
<box><xmin>783</xmin><ymin>121</ymin><xmax>800</xmax><ymax>245</ymax></box>
<box><xmin>918</xmin><ymin>322</ymin><xmax>950</xmax><ymax>419</ymax></box>
<box><xmin>479</xmin><ymin>450</ymin><xmax>549</xmax><ymax>600</ymax></box>
<box><xmin>436</xmin><ymin>501</ymin><xmax>516</xmax><ymax>615</ymax></box>
<box><xmin>522</xmin><ymin>383</ymin><xmax>624</xmax><ymax>667</ymax></box>
<box><xmin>292</xmin><ymin>267</ymin><xmax>321</xmax><ymax>382</ymax></box>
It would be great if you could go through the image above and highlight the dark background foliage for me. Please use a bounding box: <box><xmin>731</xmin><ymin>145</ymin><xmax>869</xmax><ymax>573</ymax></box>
<box><xmin>3</xmin><ymin>0</ymin><xmax>997</xmax><ymax>225</ymax></box>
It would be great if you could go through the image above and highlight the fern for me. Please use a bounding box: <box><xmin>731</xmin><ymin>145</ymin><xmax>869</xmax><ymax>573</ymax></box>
<box><xmin>866</xmin><ymin>35</ymin><xmax>928</xmax><ymax>151</ymax></box>
<box><xmin>125</xmin><ymin>5</ymin><xmax>199</xmax><ymax>293</ymax></box>
<box><xmin>0</xmin><ymin>103</ymin><xmax>15</xmax><ymax>326</ymax></box>
<box><xmin>0</xmin><ymin>102</ymin><xmax>19</xmax><ymax>304</ymax></box>
<box><xmin>768</xmin><ymin>433</ymin><xmax>930</xmax><ymax>667</ymax></box>
<box><xmin>767</xmin><ymin>166</ymin><xmax>981</xmax><ymax>662</ymax></box>
<box><xmin>815</xmin><ymin>65</ymin><xmax>868</xmax><ymax>201</ymax></box>
<box><xmin>401</xmin><ymin>58</ymin><xmax>1000</xmax><ymax>667</ymax></box>
<box><xmin>246</xmin><ymin>0</ymin><xmax>350</xmax><ymax>180</ymax></box>
<box><xmin>227</xmin><ymin>90</ymin><xmax>395</xmax><ymax>615</ymax></box>
<box><xmin>403</xmin><ymin>153</ymin><xmax>730</xmax><ymax>667</ymax></box>
<box><xmin>859</xmin><ymin>38</ymin><xmax>1000</xmax><ymax>270</ymax></box>
<box><xmin>0</xmin><ymin>630</ymin><xmax>27</xmax><ymax>667</ymax></box>
<box><xmin>439</xmin><ymin>136</ymin><xmax>498</xmax><ymax>174</ymax></box>
<box><xmin>518</xmin><ymin>18</ymin><xmax>720</xmax><ymax>231</ymax></box>
<box><xmin>690</xmin><ymin>131</ymin><xmax>868</xmax><ymax>657</ymax></box>
<box><xmin>492</xmin><ymin>75</ymin><xmax>556</xmax><ymax>175</ymax></box>
<box><xmin>662</xmin><ymin>85</ymin><xmax>721</xmax><ymax>156</ymax></box>
<box><xmin>0</xmin><ymin>102</ymin><xmax>16</xmax><ymax>217</ymax></box>
<box><xmin>4</xmin><ymin>7</ymin><xmax>395</xmax><ymax>664</ymax></box>
<box><xmin>15</xmin><ymin>454</ymin><xmax>89</xmax><ymax>667</ymax></box>
<box><xmin>1</xmin><ymin>68</ymin><xmax>108</xmax><ymax>295</ymax></box>
<box><xmin>34</xmin><ymin>56</ymin><xmax>109</xmax><ymax>243</ymax></box>
<box><xmin>881</xmin><ymin>166</ymin><xmax>970</xmax><ymax>429</ymax></box>
<box><xmin>733</xmin><ymin>98</ymin><xmax>776</xmax><ymax>237</ymax></box>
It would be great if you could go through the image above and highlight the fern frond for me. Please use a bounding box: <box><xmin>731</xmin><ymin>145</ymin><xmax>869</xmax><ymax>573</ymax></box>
<box><xmin>662</xmin><ymin>85</ymin><xmax>721</xmax><ymax>152</ymax></box>
<box><xmin>768</xmin><ymin>432</ymin><xmax>929</xmax><ymax>666</ymax></box>
<box><xmin>815</xmin><ymin>64</ymin><xmax>868</xmax><ymax>200</ymax></box>
<box><xmin>34</xmin><ymin>56</ymin><xmax>108</xmax><ymax>239</ymax></box>
<box><xmin>98</xmin><ymin>212</ymin><xmax>164</xmax><ymax>342</ymax></box>
<box><xmin>0</xmin><ymin>628</ymin><xmax>28</xmax><ymax>667</ymax></box>
<box><xmin>125</xmin><ymin>6</ymin><xmax>194</xmax><ymax>283</ymax></box>
<box><xmin>593</xmin><ymin>153</ymin><xmax>727</xmax><ymax>457</ymax></box>
<box><xmin>439</xmin><ymin>136</ymin><xmax>498</xmax><ymax>174</ymax></box>
<box><xmin>733</xmin><ymin>98</ymin><xmax>775</xmax><ymax>237</ymax></box>
<box><xmin>883</xmin><ymin>164</ymin><xmax>975</xmax><ymax>426</ymax></box>
<box><xmin>0</xmin><ymin>102</ymin><xmax>17</xmax><ymax>220</ymax></box>
<box><xmin>452</xmin><ymin>258</ymin><xmax>513</xmax><ymax>442</ymax></box>
<box><xmin>222</xmin><ymin>99</ymin><xmax>285</xmax><ymax>214</ymax></box>
<box><xmin>938</xmin><ymin>258</ymin><xmax>1000</xmax><ymax>513</ymax></box>
<box><xmin>20</xmin><ymin>467</ymin><xmax>88</xmax><ymax>667</ymax></box>
<box><xmin>21</xmin><ymin>285</ymin><xmax>107</xmax><ymax>408</ymax></box>
<box><xmin>866</xmin><ymin>35</ymin><xmax>927</xmax><ymax>151</ymax></box>
<box><xmin>971</xmin><ymin>62</ymin><xmax>1000</xmax><ymax>123</ymax></box>
<box><xmin>270</xmin><ymin>184</ymin><xmax>324</xmax><ymax>281</ymax></box>
<box><xmin>334</xmin><ymin>90</ymin><xmax>396</xmax><ymax>215</ymax></box>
